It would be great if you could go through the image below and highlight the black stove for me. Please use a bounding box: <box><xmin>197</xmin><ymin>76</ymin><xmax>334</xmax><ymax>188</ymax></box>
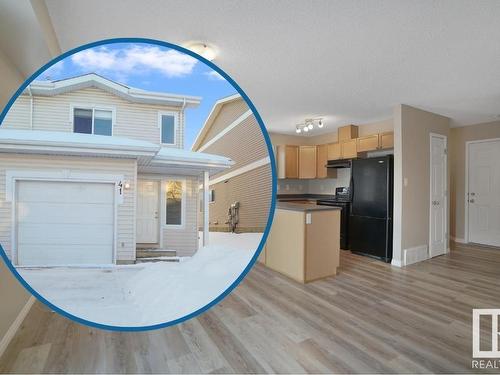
<box><xmin>317</xmin><ymin>187</ymin><xmax>351</xmax><ymax>250</ymax></box>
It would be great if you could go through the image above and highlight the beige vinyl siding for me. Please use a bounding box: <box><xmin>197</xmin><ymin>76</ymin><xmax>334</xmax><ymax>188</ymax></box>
<box><xmin>203</xmin><ymin>165</ymin><xmax>272</xmax><ymax>232</ymax></box>
<box><xmin>0</xmin><ymin>154</ymin><xmax>137</xmax><ymax>262</ymax></box>
<box><xmin>162</xmin><ymin>176</ymin><xmax>199</xmax><ymax>256</ymax></box>
<box><xmin>2</xmin><ymin>94</ymin><xmax>30</xmax><ymax>129</ymax></box>
<box><xmin>201</xmin><ymin>114</ymin><xmax>268</xmax><ymax>177</ymax></box>
<box><xmin>200</xmin><ymin>98</ymin><xmax>248</xmax><ymax>145</ymax></box>
<box><xmin>2</xmin><ymin>87</ymin><xmax>185</xmax><ymax>148</ymax></box>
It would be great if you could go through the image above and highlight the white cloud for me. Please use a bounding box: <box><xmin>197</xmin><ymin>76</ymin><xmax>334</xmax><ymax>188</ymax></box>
<box><xmin>204</xmin><ymin>70</ymin><xmax>225</xmax><ymax>81</ymax></box>
<box><xmin>70</xmin><ymin>45</ymin><xmax>198</xmax><ymax>78</ymax></box>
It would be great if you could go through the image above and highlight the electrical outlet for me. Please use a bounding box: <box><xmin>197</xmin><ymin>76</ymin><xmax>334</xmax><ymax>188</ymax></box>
<box><xmin>306</xmin><ymin>213</ymin><xmax>312</xmax><ymax>224</ymax></box>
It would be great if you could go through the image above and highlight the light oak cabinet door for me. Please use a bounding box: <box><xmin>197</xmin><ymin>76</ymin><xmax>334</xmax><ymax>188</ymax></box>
<box><xmin>327</xmin><ymin>142</ymin><xmax>341</xmax><ymax>160</ymax></box>
<box><xmin>357</xmin><ymin>134</ymin><xmax>380</xmax><ymax>152</ymax></box>
<box><xmin>316</xmin><ymin>144</ymin><xmax>328</xmax><ymax>178</ymax></box>
<box><xmin>277</xmin><ymin>145</ymin><xmax>299</xmax><ymax>179</ymax></box>
<box><xmin>380</xmin><ymin>132</ymin><xmax>394</xmax><ymax>149</ymax></box>
<box><xmin>299</xmin><ymin>146</ymin><xmax>317</xmax><ymax>179</ymax></box>
<box><xmin>341</xmin><ymin>139</ymin><xmax>357</xmax><ymax>159</ymax></box>
<box><xmin>338</xmin><ymin>125</ymin><xmax>359</xmax><ymax>142</ymax></box>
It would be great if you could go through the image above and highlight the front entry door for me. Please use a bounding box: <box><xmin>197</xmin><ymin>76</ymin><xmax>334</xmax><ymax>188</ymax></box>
<box><xmin>137</xmin><ymin>180</ymin><xmax>159</xmax><ymax>243</ymax></box>
<box><xmin>430</xmin><ymin>134</ymin><xmax>447</xmax><ymax>257</ymax></box>
<box><xmin>468</xmin><ymin>140</ymin><xmax>500</xmax><ymax>247</ymax></box>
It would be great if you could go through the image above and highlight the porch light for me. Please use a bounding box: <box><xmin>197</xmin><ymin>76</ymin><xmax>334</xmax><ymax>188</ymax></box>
<box><xmin>124</xmin><ymin>182</ymin><xmax>131</xmax><ymax>190</ymax></box>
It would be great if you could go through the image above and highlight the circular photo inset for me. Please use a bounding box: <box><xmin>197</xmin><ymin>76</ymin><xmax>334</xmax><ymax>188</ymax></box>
<box><xmin>0</xmin><ymin>39</ymin><xmax>275</xmax><ymax>329</ymax></box>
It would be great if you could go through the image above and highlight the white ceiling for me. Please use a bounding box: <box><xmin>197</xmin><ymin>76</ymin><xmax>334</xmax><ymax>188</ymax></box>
<box><xmin>7</xmin><ymin>0</ymin><xmax>500</xmax><ymax>135</ymax></box>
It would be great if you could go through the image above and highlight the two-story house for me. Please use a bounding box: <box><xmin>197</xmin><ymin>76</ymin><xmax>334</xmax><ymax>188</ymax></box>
<box><xmin>0</xmin><ymin>73</ymin><xmax>233</xmax><ymax>267</ymax></box>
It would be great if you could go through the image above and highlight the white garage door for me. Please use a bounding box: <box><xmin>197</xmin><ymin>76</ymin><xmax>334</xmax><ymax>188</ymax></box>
<box><xmin>16</xmin><ymin>180</ymin><xmax>115</xmax><ymax>266</ymax></box>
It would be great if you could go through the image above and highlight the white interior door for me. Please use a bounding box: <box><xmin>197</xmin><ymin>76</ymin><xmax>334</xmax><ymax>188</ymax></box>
<box><xmin>137</xmin><ymin>180</ymin><xmax>159</xmax><ymax>244</ymax></box>
<box><xmin>430</xmin><ymin>134</ymin><xmax>447</xmax><ymax>257</ymax></box>
<box><xmin>16</xmin><ymin>180</ymin><xmax>115</xmax><ymax>266</ymax></box>
<box><xmin>468</xmin><ymin>140</ymin><xmax>500</xmax><ymax>247</ymax></box>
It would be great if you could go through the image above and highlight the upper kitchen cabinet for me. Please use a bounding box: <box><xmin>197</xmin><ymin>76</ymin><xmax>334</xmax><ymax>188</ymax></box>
<box><xmin>327</xmin><ymin>142</ymin><xmax>341</xmax><ymax>160</ymax></box>
<box><xmin>379</xmin><ymin>131</ymin><xmax>394</xmax><ymax>149</ymax></box>
<box><xmin>299</xmin><ymin>145</ymin><xmax>317</xmax><ymax>179</ymax></box>
<box><xmin>317</xmin><ymin>144</ymin><xmax>337</xmax><ymax>178</ymax></box>
<box><xmin>357</xmin><ymin>134</ymin><xmax>380</xmax><ymax>152</ymax></box>
<box><xmin>277</xmin><ymin>145</ymin><xmax>299</xmax><ymax>179</ymax></box>
<box><xmin>341</xmin><ymin>139</ymin><xmax>358</xmax><ymax>159</ymax></box>
<box><xmin>338</xmin><ymin>125</ymin><xmax>359</xmax><ymax>142</ymax></box>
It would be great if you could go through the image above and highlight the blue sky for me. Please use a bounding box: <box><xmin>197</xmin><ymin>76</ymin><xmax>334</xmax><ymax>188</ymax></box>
<box><xmin>37</xmin><ymin>43</ymin><xmax>237</xmax><ymax>149</ymax></box>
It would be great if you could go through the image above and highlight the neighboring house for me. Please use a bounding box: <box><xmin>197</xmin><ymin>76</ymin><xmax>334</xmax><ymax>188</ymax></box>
<box><xmin>192</xmin><ymin>94</ymin><xmax>272</xmax><ymax>233</ymax></box>
<box><xmin>0</xmin><ymin>73</ymin><xmax>232</xmax><ymax>266</ymax></box>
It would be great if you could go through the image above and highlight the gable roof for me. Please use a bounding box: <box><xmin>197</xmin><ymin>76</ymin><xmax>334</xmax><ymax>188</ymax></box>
<box><xmin>191</xmin><ymin>93</ymin><xmax>243</xmax><ymax>150</ymax></box>
<box><xmin>27</xmin><ymin>73</ymin><xmax>201</xmax><ymax>108</ymax></box>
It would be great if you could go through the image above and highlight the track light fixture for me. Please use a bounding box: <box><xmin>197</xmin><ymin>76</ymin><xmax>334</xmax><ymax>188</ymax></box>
<box><xmin>295</xmin><ymin>118</ymin><xmax>325</xmax><ymax>134</ymax></box>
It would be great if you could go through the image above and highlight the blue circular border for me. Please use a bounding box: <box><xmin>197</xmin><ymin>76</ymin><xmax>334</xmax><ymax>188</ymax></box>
<box><xmin>0</xmin><ymin>38</ymin><xmax>277</xmax><ymax>332</ymax></box>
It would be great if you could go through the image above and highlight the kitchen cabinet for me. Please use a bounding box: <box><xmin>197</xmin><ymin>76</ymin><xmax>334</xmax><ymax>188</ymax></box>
<box><xmin>327</xmin><ymin>142</ymin><xmax>341</xmax><ymax>160</ymax></box>
<box><xmin>317</xmin><ymin>144</ymin><xmax>337</xmax><ymax>178</ymax></box>
<box><xmin>277</xmin><ymin>145</ymin><xmax>299</xmax><ymax>179</ymax></box>
<box><xmin>338</xmin><ymin>125</ymin><xmax>359</xmax><ymax>142</ymax></box>
<box><xmin>341</xmin><ymin>139</ymin><xmax>357</xmax><ymax>159</ymax></box>
<box><xmin>380</xmin><ymin>131</ymin><xmax>394</xmax><ymax>149</ymax></box>
<box><xmin>265</xmin><ymin>206</ymin><xmax>341</xmax><ymax>283</ymax></box>
<box><xmin>299</xmin><ymin>146</ymin><xmax>317</xmax><ymax>179</ymax></box>
<box><xmin>316</xmin><ymin>144</ymin><xmax>328</xmax><ymax>178</ymax></box>
<box><xmin>357</xmin><ymin>134</ymin><xmax>380</xmax><ymax>152</ymax></box>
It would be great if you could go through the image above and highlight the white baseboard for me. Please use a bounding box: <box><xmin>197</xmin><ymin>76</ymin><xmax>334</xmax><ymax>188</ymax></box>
<box><xmin>403</xmin><ymin>245</ymin><xmax>429</xmax><ymax>266</ymax></box>
<box><xmin>450</xmin><ymin>236</ymin><xmax>466</xmax><ymax>244</ymax></box>
<box><xmin>391</xmin><ymin>258</ymin><xmax>403</xmax><ymax>267</ymax></box>
<box><xmin>0</xmin><ymin>296</ymin><xmax>35</xmax><ymax>358</ymax></box>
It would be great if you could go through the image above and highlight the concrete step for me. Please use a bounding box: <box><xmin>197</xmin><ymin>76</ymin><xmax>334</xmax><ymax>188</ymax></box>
<box><xmin>135</xmin><ymin>257</ymin><xmax>180</xmax><ymax>263</ymax></box>
<box><xmin>136</xmin><ymin>249</ymin><xmax>177</xmax><ymax>258</ymax></box>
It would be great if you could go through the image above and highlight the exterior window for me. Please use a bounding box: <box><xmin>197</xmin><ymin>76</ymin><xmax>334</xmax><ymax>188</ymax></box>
<box><xmin>94</xmin><ymin>110</ymin><xmax>113</xmax><ymax>136</ymax></box>
<box><xmin>73</xmin><ymin>108</ymin><xmax>92</xmax><ymax>134</ymax></box>
<box><xmin>166</xmin><ymin>181</ymin><xmax>183</xmax><ymax>226</ymax></box>
<box><xmin>73</xmin><ymin>107</ymin><xmax>113</xmax><ymax>136</ymax></box>
<box><xmin>160</xmin><ymin>113</ymin><xmax>176</xmax><ymax>144</ymax></box>
<box><xmin>209</xmin><ymin>189</ymin><xmax>215</xmax><ymax>203</ymax></box>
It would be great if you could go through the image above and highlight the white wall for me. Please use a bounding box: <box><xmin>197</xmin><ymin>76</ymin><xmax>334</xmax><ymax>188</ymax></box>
<box><xmin>0</xmin><ymin>46</ymin><xmax>33</xmax><ymax>348</ymax></box>
<box><xmin>392</xmin><ymin>104</ymin><xmax>450</xmax><ymax>267</ymax></box>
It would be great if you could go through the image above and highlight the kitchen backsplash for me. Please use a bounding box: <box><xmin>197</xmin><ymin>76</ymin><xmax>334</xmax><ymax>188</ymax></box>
<box><xmin>277</xmin><ymin>168</ymin><xmax>351</xmax><ymax>195</ymax></box>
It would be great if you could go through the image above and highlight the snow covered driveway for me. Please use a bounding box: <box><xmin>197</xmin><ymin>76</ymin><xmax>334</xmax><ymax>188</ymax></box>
<box><xmin>18</xmin><ymin>232</ymin><xmax>263</xmax><ymax>327</ymax></box>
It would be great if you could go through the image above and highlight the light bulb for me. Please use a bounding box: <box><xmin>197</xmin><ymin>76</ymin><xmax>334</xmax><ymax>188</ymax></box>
<box><xmin>303</xmin><ymin>126</ymin><xmax>309</xmax><ymax>132</ymax></box>
<box><xmin>318</xmin><ymin>120</ymin><xmax>324</xmax><ymax>128</ymax></box>
<box><xmin>296</xmin><ymin>127</ymin><xmax>301</xmax><ymax>134</ymax></box>
<box><xmin>182</xmin><ymin>42</ymin><xmax>217</xmax><ymax>61</ymax></box>
<box><xmin>308</xmin><ymin>123</ymin><xmax>313</xmax><ymax>130</ymax></box>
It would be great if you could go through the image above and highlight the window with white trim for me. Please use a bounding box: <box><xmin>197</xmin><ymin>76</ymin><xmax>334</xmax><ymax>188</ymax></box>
<box><xmin>159</xmin><ymin>112</ymin><xmax>177</xmax><ymax>145</ymax></box>
<box><xmin>166</xmin><ymin>180</ymin><xmax>184</xmax><ymax>226</ymax></box>
<box><xmin>73</xmin><ymin>107</ymin><xmax>113</xmax><ymax>136</ymax></box>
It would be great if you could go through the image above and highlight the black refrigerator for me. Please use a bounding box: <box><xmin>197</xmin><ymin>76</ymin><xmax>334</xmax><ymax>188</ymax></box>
<box><xmin>348</xmin><ymin>155</ymin><xmax>393</xmax><ymax>262</ymax></box>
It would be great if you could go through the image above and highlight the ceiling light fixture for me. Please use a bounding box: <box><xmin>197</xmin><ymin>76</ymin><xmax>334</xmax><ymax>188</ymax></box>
<box><xmin>182</xmin><ymin>41</ymin><xmax>217</xmax><ymax>61</ymax></box>
<box><xmin>294</xmin><ymin>118</ymin><xmax>325</xmax><ymax>134</ymax></box>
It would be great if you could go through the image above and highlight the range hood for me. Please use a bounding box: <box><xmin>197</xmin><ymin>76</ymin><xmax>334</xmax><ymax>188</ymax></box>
<box><xmin>326</xmin><ymin>159</ymin><xmax>352</xmax><ymax>169</ymax></box>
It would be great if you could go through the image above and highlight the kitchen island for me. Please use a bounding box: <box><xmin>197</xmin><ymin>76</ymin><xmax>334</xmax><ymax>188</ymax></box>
<box><xmin>260</xmin><ymin>202</ymin><xmax>341</xmax><ymax>283</ymax></box>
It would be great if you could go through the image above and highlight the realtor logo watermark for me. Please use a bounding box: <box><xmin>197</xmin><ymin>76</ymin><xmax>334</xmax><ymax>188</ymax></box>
<box><xmin>472</xmin><ymin>309</ymin><xmax>500</xmax><ymax>370</ymax></box>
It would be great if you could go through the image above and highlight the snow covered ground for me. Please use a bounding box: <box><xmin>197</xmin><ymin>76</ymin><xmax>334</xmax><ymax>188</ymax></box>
<box><xmin>18</xmin><ymin>232</ymin><xmax>263</xmax><ymax>327</ymax></box>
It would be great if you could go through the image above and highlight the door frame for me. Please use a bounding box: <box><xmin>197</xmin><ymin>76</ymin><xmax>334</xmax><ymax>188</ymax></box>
<box><xmin>10</xmin><ymin>174</ymin><xmax>120</xmax><ymax>266</ymax></box>
<box><xmin>429</xmin><ymin>133</ymin><xmax>448</xmax><ymax>257</ymax></box>
<box><xmin>464</xmin><ymin>137</ymin><xmax>500</xmax><ymax>244</ymax></box>
<box><xmin>137</xmin><ymin>178</ymin><xmax>161</xmax><ymax>245</ymax></box>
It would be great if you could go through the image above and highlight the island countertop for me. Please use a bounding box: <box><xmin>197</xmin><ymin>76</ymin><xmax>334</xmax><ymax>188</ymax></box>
<box><xmin>277</xmin><ymin>201</ymin><xmax>342</xmax><ymax>212</ymax></box>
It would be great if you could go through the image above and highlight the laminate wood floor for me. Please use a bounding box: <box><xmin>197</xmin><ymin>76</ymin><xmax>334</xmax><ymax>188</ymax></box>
<box><xmin>1</xmin><ymin>243</ymin><xmax>499</xmax><ymax>374</ymax></box>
